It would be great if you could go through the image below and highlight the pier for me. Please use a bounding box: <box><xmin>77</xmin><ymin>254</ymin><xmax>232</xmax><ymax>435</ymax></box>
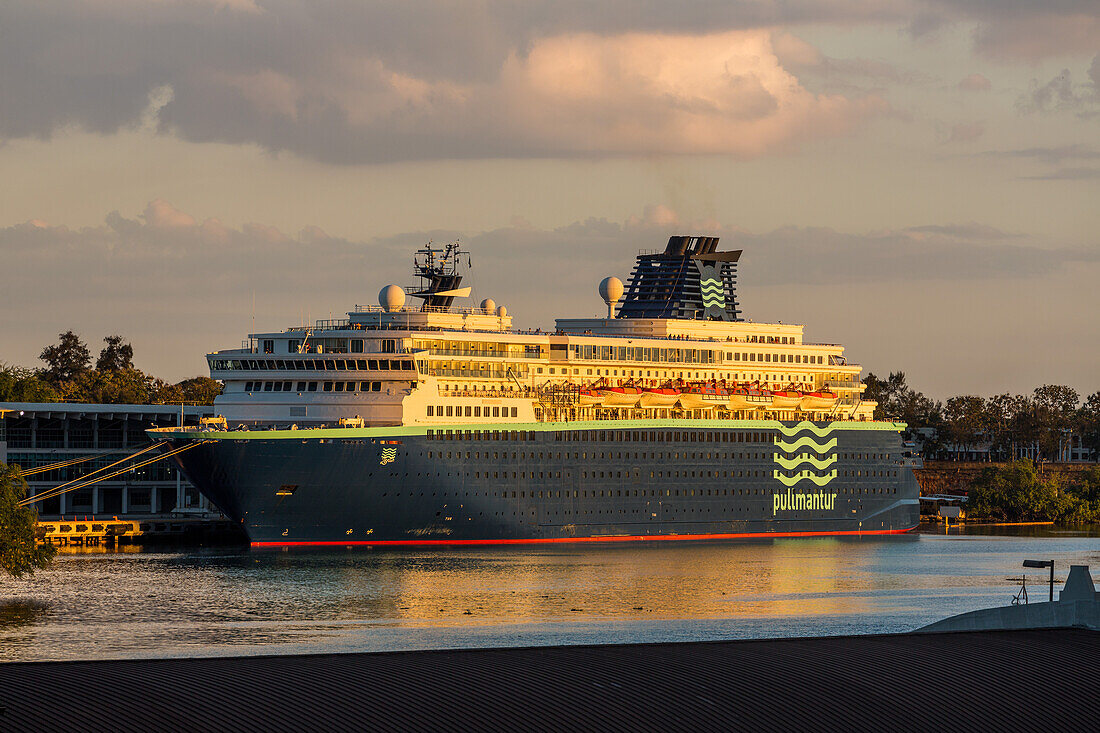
<box><xmin>1</xmin><ymin>628</ymin><xmax>1095</xmax><ymax>732</ymax></box>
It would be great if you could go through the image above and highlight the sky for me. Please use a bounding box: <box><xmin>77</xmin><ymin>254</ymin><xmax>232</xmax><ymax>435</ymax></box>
<box><xmin>1</xmin><ymin>0</ymin><xmax>1097</xmax><ymax>400</ymax></box>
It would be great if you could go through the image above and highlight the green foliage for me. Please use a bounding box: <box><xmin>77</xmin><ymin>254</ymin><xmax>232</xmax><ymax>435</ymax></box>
<box><xmin>0</xmin><ymin>463</ymin><xmax>56</xmax><ymax>579</ymax></box>
<box><xmin>967</xmin><ymin>460</ymin><xmax>1100</xmax><ymax>525</ymax></box>
<box><xmin>63</xmin><ymin>367</ymin><xmax>155</xmax><ymax>404</ymax></box>
<box><xmin>16</xmin><ymin>329</ymin><xmax>222</xmax><ymax>405</ymax></box>
<box><xmin>95</xmin><ymin>335</ymin><xmax>134</xmax><ymax>372</ymax></box>
<box><xmin>38</xmin><ymin>330</ymin><xmax>91</xmax><ymax>385</ymax></box>
<box><xmin>0</xmin><ymin>363</ymin><xmax>60</xmax><ymax>403</ymax></box>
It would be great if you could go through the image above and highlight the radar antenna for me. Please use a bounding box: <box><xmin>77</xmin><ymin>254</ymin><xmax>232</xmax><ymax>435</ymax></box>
<box><xmin>410</xmin><ymin>240</ymin><xmax>472</xmax><ymax>311</ymax></box>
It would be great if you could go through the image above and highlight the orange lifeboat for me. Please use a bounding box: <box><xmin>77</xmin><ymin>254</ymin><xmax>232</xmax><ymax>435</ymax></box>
<box><xmin>727</xmin><ymin>388</ymin><xmax>763</xmax><ymax>410</ymax></box>
<box><xmin>800</xmin><ymin>390</ymin><xmax>838</xmax><ymax>411</ymax></box>
<box><xmin>640</xmin><ymin>387</ymin><xmax>680</xmax><ymax>407</ymax></box>
<box><xmin>769</xmin><ymin>389</ymin><xmax>802</xmax><ymax>409</ymax></box>
<box><xmin>679</xmin><ymin>384</ymin><xmax>729</xmax><ymax>409</ymax></box>
<box><xmin>598</xmin><ymin>385</ymin><xmax>644</xmax><ymax>406</ymax></box>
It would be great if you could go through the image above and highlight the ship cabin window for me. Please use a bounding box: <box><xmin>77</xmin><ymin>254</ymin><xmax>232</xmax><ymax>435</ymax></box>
<box><xmin>465</xmin><ymin>406</ymin><xmax>473</xmax><ymax>417</ymax></box>
<box><xmin>296</xmin><ymin>382</ymin><xmax>306</xmax><ymax>391</ymax></box>
<box><xmin>263</xmin><ymin>382</ymin><xmax>273</xmax><ymax>391</ymax></box>
<box><xmin>511</xmin><ymin>407</ymin><xmax>518</xmax><ymax>417</ymax></box>
<box><xmin>474</xmin><ymin>407</ymin><xmax>481</xmax><ymax>417</ymax></box>
<box><xmin>334</xmin><ymin>382</ymin><xmax>344</xmax><ymax>392</ymax></box>
<box><xmin>287</xmin><ymin>340</ymin><xmax>300</xmax><ymax>353</ymax></box>
<box><xmin>263</xmin><ymin>339</ymin><xmax>274</xmax><ymax>354</ymax></box>
<box><xmin>428</xmin><ymin>406</ymin><xmax>434</xmax><ymax>416</ymax></box>
<box><xmin>308</xmin><ymin>382</ymin><xmax>318</xmax><ymax>391</ymax></box>
<box><xmin>446</xmin><ymin>406</ymin><xmax>454</xmax><ymax>416</ymax></box>
<box><xmin>351</xmin><ymin>339</ymin><xmax>364</xmax><ymax>353</ymax></box>
<box><xmin>323</xmin><ymin>381</ymin><xmax>334</xmax><ymax>392</ymax></box>
<box><xmin>492</xmin><ymin>407</ymin><xmax>500</xmax><ymax>417</ymax></box>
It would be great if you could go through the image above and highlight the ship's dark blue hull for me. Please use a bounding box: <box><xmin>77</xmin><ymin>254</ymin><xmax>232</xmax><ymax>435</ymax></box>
<box><xmin>161</xmin><ymin>421</ymin><xmax>920</xmax><ymax>545</ymax></box>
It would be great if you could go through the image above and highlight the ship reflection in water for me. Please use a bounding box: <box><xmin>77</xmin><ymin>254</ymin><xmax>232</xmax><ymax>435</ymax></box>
<box><xmin>2</xmin><ymin>531</ymin><xmax>1097</xmax><ymax>662</ymax></box>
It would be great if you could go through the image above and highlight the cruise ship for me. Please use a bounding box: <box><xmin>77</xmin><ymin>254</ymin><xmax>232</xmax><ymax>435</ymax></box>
<box><xmin>151</xmin><ymin>236</ymin><xmax>920</xmax><ymax>546</ymax></box>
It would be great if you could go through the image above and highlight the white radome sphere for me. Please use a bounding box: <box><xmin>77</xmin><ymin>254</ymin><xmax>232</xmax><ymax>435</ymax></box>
<box><xmin>379</xmin><ymin>284</ymin><xmax>406</xmax><ymax>312</ymax></box>
<box><xmin>599</xmin><ymin>276</ymin><xmax>624</xmax><ymax>305</ymax></box>
<box><xmin>480</xmin><ymin>298</ymin><xmax>496</xmax><ymax>313</ymax></box>
<box><xmin>496</xmin><ymin>305</ymin><xmax>507</xmax><ymax>317</ymax></box>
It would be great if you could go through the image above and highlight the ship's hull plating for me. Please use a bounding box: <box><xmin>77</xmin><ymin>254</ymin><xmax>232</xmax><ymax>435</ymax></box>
<box><xmin>160</xmin><ymin>420</ymin><xmax>920</xmax><ymax>546</ymax></box>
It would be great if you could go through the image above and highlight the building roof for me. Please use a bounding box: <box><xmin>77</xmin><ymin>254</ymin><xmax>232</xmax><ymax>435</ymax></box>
<box><xmin>0</xmin><ymin>402</ymin><xmax>213</xmax><ymax>419</ymax></box>
<box><xmin>0</xmin><ymin>628</ymin><xmax>1095</xmax><ymax>732</ymax></box>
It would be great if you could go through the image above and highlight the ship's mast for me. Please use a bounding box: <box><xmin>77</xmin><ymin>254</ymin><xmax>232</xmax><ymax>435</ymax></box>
<box><xmin>410</xmin><ymin>240</ymin><xmax>472</xmax><ymax>311</ymax></box>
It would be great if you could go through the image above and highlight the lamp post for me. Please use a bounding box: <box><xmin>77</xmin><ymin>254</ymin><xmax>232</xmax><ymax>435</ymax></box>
<box><xmin>1023</xmin><ymin>559</ymin><xmax>1055</xmax><ymax>602</ymax></box>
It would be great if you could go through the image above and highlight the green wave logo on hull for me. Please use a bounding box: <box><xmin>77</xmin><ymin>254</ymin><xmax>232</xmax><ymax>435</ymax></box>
<box><xmin>772</xmin><ymin>422</ymin><xmax>840</xmax><ymax>508</ymax></box>
<box><xmin>772</xmin><ymin>469</ymin><xmax>838</xmax><ymax>487</ymax></box>
<box><xmin>773</xmin><ymin>454</ymin><xmax>837</xmax><ymax>471</ymax></box>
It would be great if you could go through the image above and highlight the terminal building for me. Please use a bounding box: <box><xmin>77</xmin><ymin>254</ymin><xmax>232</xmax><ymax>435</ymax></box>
<box><xmin>0</xmin><ymin>402</ymin><xmax>218</xmax><ymax>519</ymax></box>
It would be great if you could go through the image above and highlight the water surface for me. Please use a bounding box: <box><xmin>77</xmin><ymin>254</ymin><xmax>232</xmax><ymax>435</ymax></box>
<box><xmin>1</xmin><ymin>528</ymin><xmax>1096</xmax><ymax>662</ymax></box>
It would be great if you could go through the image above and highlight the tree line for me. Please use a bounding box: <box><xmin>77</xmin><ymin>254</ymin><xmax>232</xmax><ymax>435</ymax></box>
<box><xmin>863</xmin><ymin>372</ymin><xmax>1100</xmax><ymax>462</ymax></box>
<box><xmin>0</xmin><ymin>330</ymin><xmax>221</xmax><ymax>405</ymax></box>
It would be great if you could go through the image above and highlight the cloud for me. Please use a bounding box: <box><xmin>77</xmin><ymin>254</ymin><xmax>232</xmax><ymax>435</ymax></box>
<box><xmin>0</xmin><ymin>2</ymin><xmax>889</xmax><ymax>162</ymax></box>
<box><xmin>1021</xmin><ymin>167</ymin><xmax>1100</xmax><ymax>180</ymax></box>
<box><xmin>958</xmin><ymin>73</ymin><xmax>991</xmax><ymax>92</ymax></box>
<box><xmin>4</xmin><ymin>199</ymin><xmax>1096</xmax><ymax>361</ymax></box>
<box><xmin>980</xmin><ymin>144</ymin><xmax>1100</xmax><ymax>165</ymax></box>
<box><xmin>8</xmin><ymin>0</ymin><xmax>1097</xmax><ymax>165</ymax></box>
<box><xmin>1017</xmin><ymin>54</ymin><xmax>1100</xmax><ymax>116</ymax></box>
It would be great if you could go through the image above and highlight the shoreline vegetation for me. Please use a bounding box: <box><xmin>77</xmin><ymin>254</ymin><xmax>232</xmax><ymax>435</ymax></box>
<box><xmin>960</xmin><ymin>461</ymin><xmax>1100</xmax><ymax>525</ymax></box>
<box><xmin>1</xmin><ymin>331</ymin><xmax>220</xmax><ymax>406</ymax></box>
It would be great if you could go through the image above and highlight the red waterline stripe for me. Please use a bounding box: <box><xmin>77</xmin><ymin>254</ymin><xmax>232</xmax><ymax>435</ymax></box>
<box><xmin>252</xmin><ymin>526</ymin><xmax>917</xmax><ymax>548</ymax></box>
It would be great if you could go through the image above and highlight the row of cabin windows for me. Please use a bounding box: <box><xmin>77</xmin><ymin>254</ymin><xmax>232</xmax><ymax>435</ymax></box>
<box><xmin>375</xmin><ymin>486</ymin><xmax>898</xmax><ymax>499</ymax></box>
<box><xmin>212</xmin><ymin>358</ymin><xmax>412</xmax><ymax>371</ymax></box>
<box><xmin>430</xmin><ymin>450</ymin><xmax>770</xmax><ymax>462</ymax></box>
<box><xmin>728</xmin><ymin>353</ymin><xmax>823</xmax><ymax>364</ymax></box>
<box><xmin>263</xmin><ymin>338</ymin><xmax>394</xmax><ymax>354</ymax></box>
<box><xmin>428</xmin><ymin>429</ymin><xmax>778</xmax><ymax>444</ymax></box>
<box><xmin>427</xmin><ymin>405</ymin><xmax>519</xmax><ymax>418</ymax></box>
<box><xmin>245</xmin><ymin>381</ymin><xmax>383</xmax><ymax>393</ymax></box>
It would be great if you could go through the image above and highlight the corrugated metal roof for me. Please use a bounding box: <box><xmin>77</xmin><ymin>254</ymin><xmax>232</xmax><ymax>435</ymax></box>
<box><xmin>0</xmin><ymin>628</ymin><xmax>1096</xmax><ymax>732</ymax></box>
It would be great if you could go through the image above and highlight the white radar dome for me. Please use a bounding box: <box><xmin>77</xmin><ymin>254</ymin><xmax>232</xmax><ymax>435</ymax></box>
<box><xmin>480</xmin><ymin>298</ymin><xmax>496</xmax><ymax>313</ymax></box>
<box><xmin>599</xmin><ymin>276</ymin><xmax>624</xmax><ymax>305</ymax></box>
<box><xmin>379</xmin><ymin>284</ymin><xmax>406</xmax><ymax>312</ymax></box>
<box><xmin>496</xmin><ymin>305</ymin><xmax>507</xmax><ymax>317</ymax></box>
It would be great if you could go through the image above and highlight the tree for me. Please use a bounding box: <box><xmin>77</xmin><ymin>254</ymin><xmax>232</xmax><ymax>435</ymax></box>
<box><xmin>152</xmin><ymin>377</ymin><xmax>223</xmax><ymax>406</ymax></box>
<box><xmin>1075</xmin><ymin>391</ymin><xmax>1100</xmax><ymax>460</ymax></box>
<box><xmin>95</xmin><ymin>335</ymin><xmax>134</xmax><ymax>372</ymax></box>
<box><xmin>64</xmin><ymin>368</ymin><xmax>155</xmax><ymax>404</ymax></box>
<box><xmin>38</xmin><ymin>330</ymin><xmax>91</xmax><ymax>385</ymax></box>
<box><xmin>942</xmin><ymin>395</ymin><xmax>987</xmax><ymax>459</ymax></box>
<box><xmin>1032</xmin><ymin>385</ymin><xmax>1080</xmax><ymax>460</ymax></box>
<box><xmin>0</xmin><ymin>463</ymin><xmax>56</xmax><ymax>578</ymax></box>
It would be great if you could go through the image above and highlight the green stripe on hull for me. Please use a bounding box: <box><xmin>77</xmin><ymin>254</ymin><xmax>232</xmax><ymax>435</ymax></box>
<box><xmin>150</xmin><ymin>419</ymin><xmax>907</xmax><ymax>441</ymax></box>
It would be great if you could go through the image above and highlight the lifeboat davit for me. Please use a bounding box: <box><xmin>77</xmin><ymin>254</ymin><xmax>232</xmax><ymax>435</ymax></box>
<box><xmin>800</xmin><ymin>391</ymin><xmax>838</xmax><ymax>410</ymax></box>
<box><xmin>770</xmin><ymin>390</ymin><xmax>802</xmax><ymax>409</ymax></box>
<box><xmin>598</xmin><ymin>386</ymin><xmax>643</xmax><ymax>406</ymax></box>
<box><xmin>640</xmin><ymin>388</ymin><xmax>680</xmax><ymax>407</ymax></box>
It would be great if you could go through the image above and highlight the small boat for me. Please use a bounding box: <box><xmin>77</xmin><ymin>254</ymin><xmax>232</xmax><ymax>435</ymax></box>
<box><xmin>800</xmin><ymin>390</ymin><xmax>838</xmax><ymax>411</ymax></box>
<box><xmin>770</xmin><ymin>389</ymin><xmax>802</xmax><ymax>409</ymax></box>
<box><xmin>577</xmin><ymin>388</ymin><xmax>603</xmax><ymax>406</ymax></box>
<box><xmin>598</xmin><ymin>386</ymin><xmax>643</xmax><ymax>406</ymax></box>
<box><xmin>727</xmin><ymin>389</ymin><xmax>762</xmax><ymax>410</ymax></box>
<box><xmin>678</xmin><ymin>384</ymin><xmax>728</xmax><ymax>409</ymax></box>
<box><xmin>640</xmin><ymin>387</ymin><xmax>680</xmax><ymax>407</ymax></box>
